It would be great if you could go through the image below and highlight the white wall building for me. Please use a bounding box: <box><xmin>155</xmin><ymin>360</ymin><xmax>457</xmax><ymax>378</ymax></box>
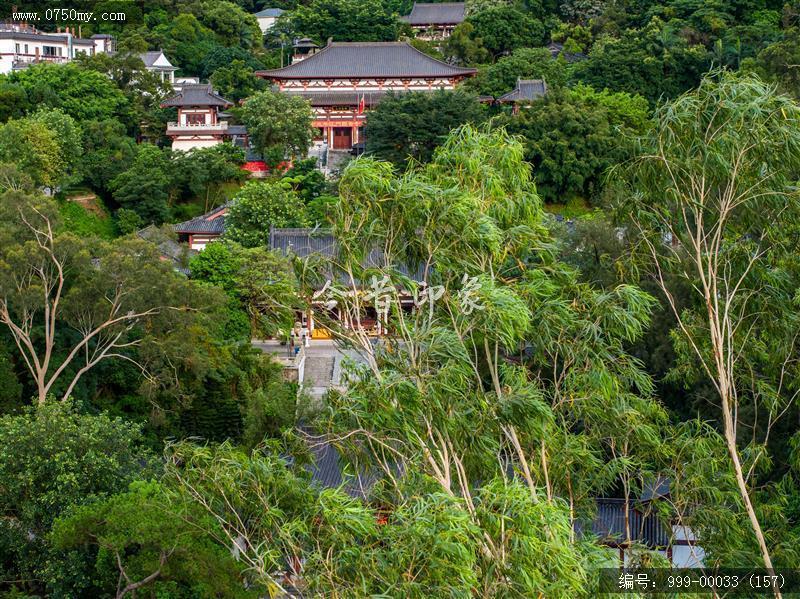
<box><xmin>139</xmin><ymin>50</ymin><xmax>177</xmax><ymax>84</ymax></box>
<box><xmin>0</xmin><ymin>23</ymin><xmax>105</xmax><ymax>74</ymax></box>
<box><xmin>253</xmin><ymin>8</ymin><xmax>285</xmax><ymax>33</ymax></box>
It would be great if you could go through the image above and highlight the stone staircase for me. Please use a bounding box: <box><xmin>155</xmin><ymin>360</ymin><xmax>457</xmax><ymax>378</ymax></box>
<box><xmin>303</xmin><ymin>356</ymin><xmax>335</xmax><ymax>400</ymax></box>
<box><xmin>325</xmin><ymin>149</ymin><xmax>352</xmax><ymax>174</ymax></box>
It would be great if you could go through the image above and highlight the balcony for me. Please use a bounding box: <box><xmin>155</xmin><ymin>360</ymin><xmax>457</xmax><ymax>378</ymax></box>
<box><xmin>11</xmin><ymin>55</ymin><xmax>69</xmax><ymax>70</ymax></box>
<box><xmin>166</xmin><ymin>121</ymin><xmax>229</xmax><ymax>134</ymax></box>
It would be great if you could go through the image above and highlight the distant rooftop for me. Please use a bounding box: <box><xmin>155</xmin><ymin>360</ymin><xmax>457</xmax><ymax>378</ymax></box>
<box><xmin>401</xmin><ymin>2</ymin><xmax>466</xmax><ymax>25</ymax></box>
<box><xmin>256</xmin><ymin>41</ymin><xmax>476</xmax><ymax>79</ymax></box>
<box><xmin>173</xmin><ymin>204</ymin><xmax>229</xmax><ymax>235</ymax></box>
<box><xmin>547</xmin><ymin>42</ymin><xmax>587</xmax><ymax>63</ymax></box>
<box><xmin>497</xmin><ymin>79</ymin><xmax>547</xmax><ymax>103</ymax></box>
<box><xmin>161</xmin><ymin>83</ymin><xmax>232</xmax><ymax>108</ymax></box>
<box><xmin>138</xmin><ymin>50</ymin><xmax>176</xmax><ymax>69</ymax></box>
<box><xmin>0</xmin><ymin>22</ymin><xmax>94</xmax><ymax>45</ymax></box>
<box><xmin>254</xmin><ymin>7</ymin><xmax>285</xmax><ymax>17</ymax></box>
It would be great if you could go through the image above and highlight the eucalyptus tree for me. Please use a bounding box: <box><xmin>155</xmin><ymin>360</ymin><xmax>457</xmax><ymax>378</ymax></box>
<box><xmin>293</xmin><ymin>125</ymin><xmax>669</xmax><ymax>593</ymax></box>
<box><xmin>0</xmin><ymin>192</ymin><xmax>225</xmax><ymax>405</ymax></box>
<box><xmin>621</xmin><ymin>71</ymin><xmax>800</xmax><ymax>581</ymax></box>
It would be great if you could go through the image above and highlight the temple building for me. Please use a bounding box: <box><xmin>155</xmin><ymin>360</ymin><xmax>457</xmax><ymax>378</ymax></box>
<box><xmin>161</xmin><ymin>84</ymin><xmax>237</xmax><ymax>151</ymax></box>
<box><xmin>255</xmin><ymin>41</ymin><xmax>476</xmax><ymax>151</ymax></box>
<box><xmin>497</xmin><ymin>79</ymin><xmax>547</xmax><ymax>113</ymax></box>
<box><xmin>400</xmin><ymin>3</ymin><xmax>466</xmax><ymax>40</ymax></box>
<box><xmin>174</xmin><ymin>203</ymin><xmax>228</xmax><ymax>250</ymax></box>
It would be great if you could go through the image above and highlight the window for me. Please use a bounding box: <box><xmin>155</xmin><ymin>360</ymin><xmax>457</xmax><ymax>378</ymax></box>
<box><xmin>186</xmin><ymin>113</ymin><xmax>207</xmax><ymax>125</ymax></box>
<box><xmin>24</xmin><ymin>44</ymin><xmax>28</xmax><ymax>54</ymax></box>
<box><xmin>43</xmin><ymin>46</ymin><xmax>58</xmax><ymax>57</ymax></box>
<box><xmin>14</xmin><ymin>43</ymin><xmax>20</xmax><ymax>54</ymax></box>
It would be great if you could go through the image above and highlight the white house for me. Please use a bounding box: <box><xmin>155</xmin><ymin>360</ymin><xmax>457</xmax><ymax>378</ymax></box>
<box><xmin>253</xmin><ymin>8</ymin><xmax>285</xmax><ymax>33</ymax></box>
<box><xmin>0</xmin><ymin>22</ymin><xmax>105</xmax><ymax>74</ymax></box>
<box><xmin>138</xmin><ymin>50</ymin><xmax>177</xmax><ymax>84</ymax></box>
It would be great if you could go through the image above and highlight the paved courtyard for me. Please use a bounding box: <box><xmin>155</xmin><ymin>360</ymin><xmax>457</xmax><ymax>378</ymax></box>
<box><xmin>253</xmin><ymin>338</ymin><xmax>366</xmax><ymax>400</ymax></box>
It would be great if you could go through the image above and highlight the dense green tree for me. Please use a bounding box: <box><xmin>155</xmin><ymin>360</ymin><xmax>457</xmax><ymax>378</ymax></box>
<box><xmin>0</xmin><ymin>192</ymin><xmax>226</xmax><ymax>405</ymax></box>
<box><xmin>173</xmin><ymin>143</ymin><xmax>247</xmax><ymax>210</ymax></box>
<box><xmin>364</xmin><ymin>89</ymin><xmax>487</xmax><ymax>165</ymax></box>
<box><xmin>200</xmin><ymin>45</ymin><xmax>266</xmax><ymax>79</ymax></box>
<box><xmin>140</xmin><ymin>13</ymin><xmax>222</xmax><ymax>76</ymax></box>
<box><xmin>8</xmin><ymin>63</ymin><xmax>130</xmax><ymax>124</ymax></box>
<box><xmin>0</xmin><ymin>341</ymin><xmax>23</xmax><ymax>414</ymax></box>
<box><xmin>28</xmin><ymin>108</ymin><xmax>84</xmax><ymax>187</ymax></box>
<box><xmin>744</xmin><ymin>28</ymin><xmax>800</xmax><ymax>98</ymax></box>
<box><xmin>52</xmin><ymin>481</ymin><xmax>253</xmax><ymax>597</ymax></box>
<box><xmin>195</xmin><ymin>0</ymin><xmax>263</xmax><ymax>49</ymax></box>
<box><xmin>190</xmin><ymin>240</ymin><xmax>300</xmax><ymax>339</ymax></box>
<box><xmin>75</xmin><ymin>50</ymin><xmax>173</xmax><ymax>140</ymax></box>
<box><xmin>0</xmin><ymin>402</ymin><xmax>153</xmax><ymax>596</ymax></box>
<box><xmin>111</xmin><ymin>144</ymin><xmax>172</xmax><ymax>224</ymax></box>
<box><xmin>225</xmin><ymin>181</ymin><xmax>308</xmax><ymax>247</ymax></box>
<box><xmin>466</xmin><ymin>47</ymin><xmax>570</xmax><ymax>97</ymax></box>
<box><xmin>465</xmin><ymin>6</ymin><xmax>546</xmax><ymax>59</ymax></box>
<box><xmin>240</xmin><ymin>89</ymin><xmax>314</xmax><ymax>166</ymax></box>
<box><xmin>210</xmin><ymin>59</ymin><xmax>266</xmax><ymax>103</ymax></box>
<box><xmin>0</xmin><ymin>118</ymin><xmax>63</xmax><ymax>188</ymax></box>
<box><xmin>80</xmin><ymin>119</ymin><xmax>138</xmax><ymax>198</ymax></box>
<box><xmin>499</xmin><ymin>85</ymin><xmax>649</xmax><ymax>202</ymax></box>
<box><xmin>0</xmin><ymin>80</ymin><xmax>27</xmax><ymax>122</ymax></box>
<box><xmin>443</xmin><ymin>22</ymin><xmax>492</xmax><ymax>65</ymax></box>
<box><xmin>291</xmin><ymin>0</ymin><xmax>401</xmax><ymax>42</ymax></box>
<box><xmin>571</xmin><ymin>22</ymin><xmax>712</xmax><ymax>104</ymax></box>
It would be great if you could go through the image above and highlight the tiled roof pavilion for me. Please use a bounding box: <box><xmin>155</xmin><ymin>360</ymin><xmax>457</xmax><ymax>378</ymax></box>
<box><xmin>401</xmin><ymin>2</ymin><xmax>466</xmax><ymax>25</ymax></box>
<box><xmin>256</xmin><ymin>41</ymin><xmax>476</xmax><ymax>79</ymax></box>
<box><xmin>497</xmin><ymin>79</ymin><xmax>548</xmax><ymax>103</ymax></box>
<box><xmin>161</xmin><ymin>83</ymin><xmax>232</xmax><ymax>108</ymax></box>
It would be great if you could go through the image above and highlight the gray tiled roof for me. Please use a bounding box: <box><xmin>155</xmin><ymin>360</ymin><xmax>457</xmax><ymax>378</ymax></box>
<box><xmin>547</xmin><ymin>42</ymin><xmax>587</xmax><ymax>63</ymax></box>
<box><xmin>173</xmin><ymin>204</ymin><xmax>229</xmax><ymax>234</ymax></box>
<box><xmin>577</xmin><ymin>498</ymin><xmax>670</xmax><ymax>549</ymax></box>
<box><xmin>306</xmin><ymin>438</ymin><xmax>382</xmax><ymax>499</ymax></box>
<box><xmin>270</xmin><ymin>227</ymin><xmax>336</xmax><ymax>257</ymax></box>
<box><xmin>256</xmin><ymin>42</ymin><xmax>476</xmax><ymax>79</ymax></box>
<box><xmin>161</xmin><ymin>83</ymin><xmax>232</xmax><ymax>108</ymax></box>
<box><xmin>254</xmin><ymin>7</ymin><xmax>285</xmax><ymax>17</ymax></box>
<box><xmin>137</xmin><ymin>225</ymin><xmax>195</xmax><ymax>275</ymax></box>
<box><xmin>401</xmin><ymin>2</ymin><xmax>466</xmax><ymax>25</ymax></box>
<box><xmin>270</xmin><ymin>227</ymin><xmax>425</xmax><ymax>280</ymax></box>
<box><xmin>497</xmin><ymin>79</ymin><xmax>547</xmax><ymax>102</ymax></box>
<box><xmin>0</xmin><ymin>31</ymin><xmax>94</xmax><ymax>45</ymax></box>
<box><xmin>138</xmin><ymin>50</ymin><xmax>175</xmax><ymax>69</ymax></box>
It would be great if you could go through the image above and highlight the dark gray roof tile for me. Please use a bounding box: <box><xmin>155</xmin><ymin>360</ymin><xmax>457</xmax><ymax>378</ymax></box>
<box><xmin>401</xmin><ymin>2</ymin><xmax>465</xmax><ymax>25</ymax></box>
<box><xmin>497</xmin><ymin>79</ymin><xmax>547</xmax><ymax>102</ymax></box>
<box><xmin>161</xmin><ymin>83</ymin><xmax>232</xmax><ymax>108</ymax></box>
<box><xmin>256</xmin><ymin>42</ymin><xmax>475</xmax><ymax>79</ymax></box>
<box><xmin>139</xmin><ymin>50</ymin><xmax>175</xmax><ymax>69</ymax></box>
<box><xmin>173</xmin><ymin>204</ymin><xmax>229</xmax><ymax>234</ymax></box>
<box><xmin>254</xmin><ymin>7</ymin><xmax>285</xmax><ymax>17</ymax></box>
